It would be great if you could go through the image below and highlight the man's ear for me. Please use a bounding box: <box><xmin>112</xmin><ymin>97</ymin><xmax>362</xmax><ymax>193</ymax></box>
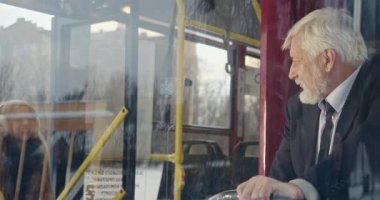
<box><xmin>322</xmin><ymin>49</ymin><xmax>336</xmax><ymax>72</ymax></box>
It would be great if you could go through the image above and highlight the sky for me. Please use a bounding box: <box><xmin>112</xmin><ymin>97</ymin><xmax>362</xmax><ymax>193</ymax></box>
<box><xmin>0</xmin><ymin>3</ymin><xmax>164</xmax><ymax>37</ymax></box>
<box><xmin>0</xmin><ymin>3</ymin><xmax>53</xmax><ymax>30</ymax></box>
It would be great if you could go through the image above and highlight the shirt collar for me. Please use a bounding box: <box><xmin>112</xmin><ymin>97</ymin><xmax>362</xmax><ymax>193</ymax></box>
<box><xmin>318</xmin><ymin>66</ymin><xmax>361</xmax><ymax>113</ymax></box>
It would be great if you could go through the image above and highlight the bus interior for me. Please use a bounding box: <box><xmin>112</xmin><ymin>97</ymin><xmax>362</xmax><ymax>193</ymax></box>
<box><xmin>0</xmin><ymin>0</ymin><xmax>379</xmax><ymax>199</ymax></box>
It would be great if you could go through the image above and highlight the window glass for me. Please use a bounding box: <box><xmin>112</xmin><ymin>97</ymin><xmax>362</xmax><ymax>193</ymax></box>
<box><xmin>243</xmin><ymin>55</ymin><xmax>260</xmax><ymax>141</ymax></box>
<box><xmin>0</xmin><ymin>0</ymin><xmax>262</xmax><ymax>199</ymax></box>
<box><xmin>0</xmin><ymin>4</ymin><xmax>52</xmax><ymax>102</ymax></box>
<box><xmin>183</xmin><ymin>41</ymin><xmax>231</xmax><ymax>128</ymax></box>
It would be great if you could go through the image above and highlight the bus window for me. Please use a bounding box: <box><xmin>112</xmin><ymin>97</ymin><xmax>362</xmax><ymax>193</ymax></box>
<box><xmin>243</xmin><ymin>55</ymin><xmax>260</xmax><ymax>141</ymax></box>
<box><xmin>183</xmin><ymin>41</ymin><xmax>231</xmax><ymax>128</ymax></box>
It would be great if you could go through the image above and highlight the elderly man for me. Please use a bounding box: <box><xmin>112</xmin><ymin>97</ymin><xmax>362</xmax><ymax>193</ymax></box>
<box><xmin>237</xmin><ymin>7</ymin><xmax>380</xmax><ymax>200</ymax></box>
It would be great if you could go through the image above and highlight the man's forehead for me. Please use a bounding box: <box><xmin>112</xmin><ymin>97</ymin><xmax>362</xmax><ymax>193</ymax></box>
<box><xmin>289</xmin><ymin>45</ymin><xmax>298</xmax><ymax>58</ymax></box>
<box><xmin>289</xmin><ymin>36</ymin><xmax>302</xmax><ymax>58</ymax></box>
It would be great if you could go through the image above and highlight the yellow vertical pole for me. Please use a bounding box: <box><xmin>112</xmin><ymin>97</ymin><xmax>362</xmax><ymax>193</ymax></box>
<box><xmin>174</xmin><ymin>0</ymin><xmax>185</xmax><ymax>199</ymax></box>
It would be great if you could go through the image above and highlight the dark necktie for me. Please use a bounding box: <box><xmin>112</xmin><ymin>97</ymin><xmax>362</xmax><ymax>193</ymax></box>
<box><xmin>318</xmin><ymin>100</ymin><xmax>335</xmax><ymax>163</ymax></box>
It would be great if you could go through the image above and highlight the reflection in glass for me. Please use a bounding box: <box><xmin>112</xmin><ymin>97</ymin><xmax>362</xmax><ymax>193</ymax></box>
<box><xmin>0</xmin><ymin>100</ymin><xmax>52</xmax><ymax>200</ymax></box>
<box><xmin>0</xmin><ymin>4</ymin><xmax>52</xmax><ymax>102</ymax></box>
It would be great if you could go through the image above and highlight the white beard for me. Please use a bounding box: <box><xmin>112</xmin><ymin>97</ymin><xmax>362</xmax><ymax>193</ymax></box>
<box><xmin>299</xmin><ymin>88</ymin><xmax>322</xmax><ymax>104</ymax></box>
<box><xmin>298</xmin><ymin>66</ymin><xmax>328</xmax><ymax>105</ymax></box>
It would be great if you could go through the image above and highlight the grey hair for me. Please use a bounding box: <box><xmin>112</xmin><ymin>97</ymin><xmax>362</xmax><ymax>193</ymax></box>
<box><xmin>282</xmin><ymin>7</ymin><xmax>367</xmax><ymax>65</ymax></box>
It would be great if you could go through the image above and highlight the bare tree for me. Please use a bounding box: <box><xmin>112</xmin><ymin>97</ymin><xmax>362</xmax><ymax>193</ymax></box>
<box><xmin>0</xmin><ymin>60</ymin><xmax>15</xmax><ymax>102</ymax></box>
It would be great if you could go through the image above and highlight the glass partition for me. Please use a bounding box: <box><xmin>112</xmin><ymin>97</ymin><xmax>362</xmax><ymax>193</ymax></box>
<box><xmin>2</xmin><ymin>1</ymin><xmax>379</xmax><ymax>200</ymax></box>
<box><xmin>0</xmin><ymin>0</ymin><xmax>261</xmax><ymax>199</ymax></box>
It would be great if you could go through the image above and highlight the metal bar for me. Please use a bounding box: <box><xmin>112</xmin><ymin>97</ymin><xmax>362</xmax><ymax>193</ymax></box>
<box><xmin>150</xmin><ymin>154</ymin><xmax>175</xmax><ymax>162</ymax></box>
<box><xmin>252</xmin><ymin>0</ymin><xmax>261</xmax><ymax>24</ymax></box>
<box><xmin>174</xmin><ymin>0</ymin><xmax>185</xmax><ymax>199</ymax></box>
<box><xmin>38</xmin><ymin>150</ymin><xmax>49</xmax><ymax>200</ymax></box>
<box><xmin>57</xmin><ymin>107</ymin><xmax>128</xmax><ymax>200</ymax></box>
<box><xmin>15</xmin><ymin>133</ymin><xmax>27</xmax><ymax>200</ymax></box>
<box><xmin>123</xmin><ymin>0</ymin><xmax>139</xmax><ymax>199</ymax></box>
<box><xmin>112</xmin><ymin>188</ymin><xmax>126</xmax><ymax>200</ymax></box>
<box><xmin>258</xmin><ymin>0</ymin><xmax>293</xmax><ymax>176</ymax></box>
<box><xmin>186</xmin><ymin>19</ymin><xmax>260</xmax><ymax>47</ymax></box>
<box><xmin>65</xmin><ymin>131</ymin><xmax>75</xmax><ymax>184</ymax></box>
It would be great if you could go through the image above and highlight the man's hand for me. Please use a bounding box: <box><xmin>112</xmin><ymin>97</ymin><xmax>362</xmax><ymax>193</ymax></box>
<box><xmin>236</xmin><ymin>175</ymin><xmax>304</xmax><ymax>200</ymax></box>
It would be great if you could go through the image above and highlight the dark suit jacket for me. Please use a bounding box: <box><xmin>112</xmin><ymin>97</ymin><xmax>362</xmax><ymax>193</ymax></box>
<box><xmin>269</xmin><ymin>55</ymin><xmax>380</xmax><ymax>199</ymax></box>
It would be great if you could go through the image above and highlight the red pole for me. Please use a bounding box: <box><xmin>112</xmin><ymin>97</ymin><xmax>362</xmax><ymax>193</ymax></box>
<box><xmin>258</xmin><ymin>0</ymin><xmax>292</xmax><ymax>175</ymax></box>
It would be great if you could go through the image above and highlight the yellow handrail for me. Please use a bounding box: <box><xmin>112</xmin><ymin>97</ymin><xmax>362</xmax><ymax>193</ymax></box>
<box><xmin>112</xmin><ymin>188</ymin><xmax>126</xmax><ymax>200</ymax></box>
<box><xmin>174</xmin><ymin>0</ymin><xmax>185</xmax><ymax>199</ymax></box>
<box><xmin>185</xmin><ymin>19</ymin><xmax>260</xmax><ymax>48</ymax></box>
<box><xmin>251</xmin><ymin>0</ymin><xmax>261</xmax><ymax>24</ymax></box>
<box><xmin>150</xmin><ymin>153</ymin><xmax>175</xmax><ymax>162</ymax></box>
<box><xmin>57</xmin><ymin>107</ymin><xmax>128</xmax><ymax>200</ymax></box>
